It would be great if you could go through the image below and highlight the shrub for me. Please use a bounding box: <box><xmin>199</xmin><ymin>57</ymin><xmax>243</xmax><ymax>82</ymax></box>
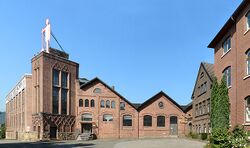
<box><xmin>210</xmin><ymin>128</ymin><xmax>231</xmax><ymax>148</ymax></box>
<box><xmin>201</xmin><ymin>133</ymin><xmax>208</xmax><ymax>140</ymax></box>
<box><xmin>230</xmin><ymin>125</ymin><xmax>247</xmax><ymax>148</ymax></box>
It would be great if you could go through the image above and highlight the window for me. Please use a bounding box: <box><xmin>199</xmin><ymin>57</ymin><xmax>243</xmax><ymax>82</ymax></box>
<box><xmin>246</xmin><ymin>97</ymin><xmax>250</xmax><ymax>122</ymax></box>
<box><xmin>106</xmin><ymin>100</ymin><xmax>110</xmax><ymax>108</ymax></box>
<box><xmin>247</xmin><ymin>11</ymin><xmax>250</xmax><ymax>30</ymax></box>
<box><xmin>111</xmin><ymin>101</ymin><xmax>115</xmax><ymax>108</ymax></box>
<box><xmin>120</xmin><ymin>102</ymin><xmax>125</xmax><ymax>110</ymax></box>
<box><xmin>195</xmin><ymin>104</ymin><xmax>198</xmax><ymax>116</ymax></box>
<box><xmin>143</xmin><ymin>115</ymin><xmax>152</xmax><ymax>127</ymax></box>
<box><xmin>79</xmin><ymin>99</ymin><xmax>83</xmax><ymax>107</ymax></box>
<box><xmin>123</xmin><ymin>115</ymin><xmax>132</xmax><ymax>126</ymax></box>
<box><xmin>103</xmin><ymin>114</ymin><xmax>113</xmax><ymax>121</ymax></box>
<box><xmin>61</xmin><ymin>72</ymin><xmax>68</xmax><ymax>88</ymax></box>
<box><xmin>157</xmin><ymin>116</ymin><xmax>165</xmax><ymax>127</ymax></box>
<box><xmin>204</xmin><ymin>82</ymin><xmax>207</xmax><ymax>92</ymax></box>
<box><xmin>61</xmin><ymin>89</ymin><xmax>67</xmax><ymax>114</ymax></box>
<box><xmin>223</xmin><ymin>66</ymin><xmax>231</xmax><ymax>87</ymax></box>
<box><xmin>85</xmin><ymin>99</ymin><xmax>89</xmax><ymax>107</ymax></box>
<box><xmin>53</xmin><ymin>69</ymin><xmax>59</xmax><ymax>86</ymax></box>
<box><xmin>203</xmin><ymin>101</ymin><xmax>206</xmax><ymax>114</ymax></box>
<box><xmin>93</xmin><ymin>88</ymin><xmax>101</xmax><ymax>93</ymax></box>
<box><xmin>158</xmin><ymin>102</ymin><xmax>164</xmax><ymax>109</ymax></box>
<box><xmin>207</xmin><ymin>99</ymin><xmax>210</xmax><ymax>113</ymax></box>
<box><xmin>52</xmin><ymin>87</ymin><xmax>59</xmax><ymax>114</ymax></box>
<box><xmin>81</xmin><ymin>113</ymin><xmax>92</xmax><ymax>121</ymax></box>
<box><xmin>222</xmin><ymin>37</ymin><xmax>231</xmax><ymax>54</ymax></box>
<box><xmin>247</xmin><ymin>50</ymin><xmax>250</xmax><ymax>75</ymax></box>
<box><xmin>91</xmin><ymin>99</ymin><xmax>95</xmax><ymax>107</ymax></box>
<box><xmin>100</xmin><ymin>100</ymin><xmax>105</xmax><ymax>108</ymax></box>
<box><xmin>200</xmin><ymin>72</ymin><xmax>204</xmax><ymax>79</ymax></box>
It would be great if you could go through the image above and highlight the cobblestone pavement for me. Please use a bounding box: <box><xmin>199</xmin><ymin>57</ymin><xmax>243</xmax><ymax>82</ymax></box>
<box><xmin>0</xmin><ymin>138</ymin><xmax>206</xmax><ymax>148</ymax></box>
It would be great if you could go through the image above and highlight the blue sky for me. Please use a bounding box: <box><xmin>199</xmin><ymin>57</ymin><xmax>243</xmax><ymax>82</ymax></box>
<box><xmin>0</xmin><ymin>0</ymin><xmax>242</xmax><ymax>111</ymax></box>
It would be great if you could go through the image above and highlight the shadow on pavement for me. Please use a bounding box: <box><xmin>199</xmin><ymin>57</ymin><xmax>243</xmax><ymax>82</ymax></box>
<box><xmin>0</xmin><ymin>141</ymin><xmax>95</xmax><ymax>148</ymax></box>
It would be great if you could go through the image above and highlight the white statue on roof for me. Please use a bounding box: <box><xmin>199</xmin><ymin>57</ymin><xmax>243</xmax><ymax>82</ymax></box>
<box><xmin>41</xmin><ymin>18</ymin><xmax>51</xmax><ymax>53</ymax></box>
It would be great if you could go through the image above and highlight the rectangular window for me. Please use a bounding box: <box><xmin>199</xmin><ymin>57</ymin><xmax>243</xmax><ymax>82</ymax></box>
<box><xmin>223</xmin><ymin>67</ymin><xmax>231</xmax><ymax>87</ymax></box>
<box><xmin>222</xmin><ymin>37</ymin><xmax>231</xmax><ymax>54</ymax></box>
<box><xmin>157</xmin><ymin>116</ymin><xmax>165</xmax><ymax>127</ymax></box>
<box><xmin>61</xmin><ymin>89</ymin><xmax>67</xmax><ymax>114</ymax></box>
<box><xmin>123</xmin><ymin>115</ymin><xmax>132</xmax><ymax>126</ymax></box>
<box><xmin>53</xmin><ymin>69</ymin><xmax>60</xmax><ymax>86</ymax></box>
<box><xmin>247</xmin><ymin>12</ymin><xmax>250</xmax><ymax>30</ymax></box>
<box><xmin>61</xmin><ymin>72</ymin><xmax>68</xmax><ymax>88</ymax></box>
<box><xmin>120</xmin><ymin>102</ymin><xmax>125</xmax><ymax>110</ymax></box>
<box><xmin>52</xmin><ymin>87</ymin><xmax>59</xmax><ymax>114</ymax></box>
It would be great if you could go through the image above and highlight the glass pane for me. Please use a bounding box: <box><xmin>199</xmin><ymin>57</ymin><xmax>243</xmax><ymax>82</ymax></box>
<box><xmin>157</xmin><ymin>116</ymin><xmax>165</xmax><ymax>127</ymax></box>
<box><xmin>52</xmin><ymin>87</ymin><xmax>59</xmax><ymax>114</ymax></box>
<box><xmin>61</xmin><ymin>72</ymin><xmax>68</xmax><ymax>88</ymax></box>
<box><xmin>106</xmin><ymin>100</ymin><xmax>110</xmax><ymax>108</ymax></box>
<box><xmin>93</xmin><ymin>88</ymin><xmax>101</xmax><ymax>93</ymax></box>
<box><xmin>123</xmin><ymin>115</ymin><xmax>132</xmax><ymax>126</ymax></box>
<box><xmin>79</xmin><ymin>99</ymin><xmax>83</xmax><ymax>107</ymax></box>
<box><xmin>61</xmin><ymin>89</ymin><xmax>67</xmax><ymax>114</ymax></box>
<box><xmin>228</xmin><ymin>37</ymin><xmax>231</xmax><ymax>49</ymax></box>
<box><xmin>120</xmin><ymin>102</ymin><xmax>125</xmax><ymax>110</ymax></box>
<box><xmin>91</xmin><ymin>99</ymin><xmax>95</xmax><ymax>107</ymax></box>
<box><xmin>143</xmin><ymin>115</ymin><xmax>152</xmax><ymax>126</ymax></box>
<box><xmin>85</xmin><ymin>99</ymin><xmax>89</xmax><ymax>107</ymax></box>
<box><xmin>53</xmin><ymin>69</ymin><xmax>59</xmax><ymax>86</ymax></box>
<box><xmin>103</xmin><ymin>114</ymin><xmax>113</xmax><ymax>121</ymax></box>
<box><xmin>100</xmin><ymin>100</ymin><xmax>105</xmax><ymax>108</ymax></box>
<box><xmin>82</xmin><ymin>113</ymin><xmax>92</xmax><ymax>121</ymax></box>
<box><xmin>111</xmin><ymin>101</ymin><xmax>115</xmax><ymax>108</ymax></box>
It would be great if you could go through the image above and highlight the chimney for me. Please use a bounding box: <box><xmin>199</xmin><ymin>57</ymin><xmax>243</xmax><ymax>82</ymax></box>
<box><xmin>111</xmin><ymin>86</ymin><xmax>115</xmax><ymax>90</ymax></box>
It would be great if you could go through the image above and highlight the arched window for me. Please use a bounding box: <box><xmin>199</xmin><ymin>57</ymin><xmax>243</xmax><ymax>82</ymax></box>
<box><xmin>79</xmin><ymin>99</ymin><xmax>83</xmax><ymax>107</ymax></box>
<box><xmin>157</xmin><ymin>116</ymin><xmax>165</xmax><ymax>127</ymax></box>
<box><xmin>123</xmin><ymin>115</ymin><xmax>132</xmax><ymax>126</ymax></box>
<box><xmin>103</xmin><ymin>114</ymin><xmax>113</xmax><ymax>121</ymax></box>
<box><xmin>120</xmin><ymin>102</ymin><xmax>125</xmax><ymax>110</ymax></box>
<box><xmin>106</xmin><ymin>100</ymin><xmax>110</xmax><ymax>108</ymax></box>
<box><xmin>143</xmin><ymin>115</ymin><xmax>152</xmax><ymax>127</ymax></box>
<box><xmin>85</xmin><ymin>99</ymin><xmax>89</xmax><ymax>107</ymax></box>
<box><xmin>93</xmin><ymin>88</ymin><xmax>101</xmax><ymax>93</ymax></box>
<box><xmin>100</xmin><ymin>100</ymin><xmax>105</xmax><ymax>108</ymax></box>
<box><xmin>247</xmin><ymin>50</ymin><xmax>250</xmax><ymax>75</ymax></box>
<box><xmin>91</xmin><ymin>99</ymin><xmax>95</xmax><ymax>107</ymax></box>
<box><xmin>246</xmin><ymin>97</ymin><xmax>250</xmax><ymax>122</ymax></box>
<box><xmin>111</xmin><ymin>101</ymin><xmax>115</xmax><ymax>108</ymax></box>
<box><xmin>81</xmin><ymin>113</ymin><xmax>92</xmax><ymax>121</ymax></box>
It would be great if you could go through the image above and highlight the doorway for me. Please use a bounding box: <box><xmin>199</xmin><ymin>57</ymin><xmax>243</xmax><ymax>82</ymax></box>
<box><xmin>170</xmin><ymin>116</ymin><xmax>178</xmax><ymax>135</ymax></box>
<box><xmin>81</xmin><ymin>123</ymin><xmax>92</xmax><ymax>134</ymax></box>
<box><xmin>50</xmin><ymin>127</ymin><xmax>57</xmax><ymax>139</ymax></box>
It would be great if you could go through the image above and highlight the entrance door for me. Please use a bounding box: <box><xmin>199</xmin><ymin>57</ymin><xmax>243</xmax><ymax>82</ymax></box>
<box><xmin>50</xmin><ymin>127</ymin><xmax>57</xmax><ymax>139</ymax></box>
<box><xmin>170</xmin><ymin>116</ymin><xmax>178</xmax><ymax>135</ymax></box>
<box><xmin>81</xmin><ymin>123</ymin><xmax>92</xmax><ymax>134</ymax></box>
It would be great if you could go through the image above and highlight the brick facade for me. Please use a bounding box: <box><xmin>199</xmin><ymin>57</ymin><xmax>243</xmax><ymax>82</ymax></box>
<box><xmin>208</xmin><ymin>0</ymin><xmax>250</xmax><ymax>130</ymax></box>
<box><xmin>5</xmin><ymin>48</ymin><xmax>192</xmax><ymax>140</ymax></box>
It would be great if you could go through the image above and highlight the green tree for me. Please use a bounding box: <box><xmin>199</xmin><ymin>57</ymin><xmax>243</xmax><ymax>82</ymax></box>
<box><xmin>211</xmin><ymin>77</ymin><xmax>219</xmax><ymax>131</ymax></box>
<box><xmin>0</xmin><ymin>124</ymin><xmax>5</xmax><ymax>139</ymax></box>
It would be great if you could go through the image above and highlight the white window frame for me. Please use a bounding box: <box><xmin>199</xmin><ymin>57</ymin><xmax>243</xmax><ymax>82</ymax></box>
<box><xmin>247</xmin><ymin>50</ymin><xmax>250</xmax><ymax>76</ymax></box>
<box><xmin>246</xmin><ymin>97</ymin><xmax>250</xmax><ymax>122</ymax></box>
<box><xmin>223</xmin><ymin>66</ymin><xmax>232</xmax><ymax>87</ymax></box>
<box><xmin>222</xmin><ymin>37</ymin><xmax>231</xmax><ymax>54</ymax></box>
<box><xmin>246</xmin><ymin>11</ymin><xmax>250</xmax><ymax>31</ymax></box>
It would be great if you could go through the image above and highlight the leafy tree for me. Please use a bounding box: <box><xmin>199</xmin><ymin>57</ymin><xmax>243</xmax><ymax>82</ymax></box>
<box><xmin>0</xmin><ymin>123</ymin><xmax>5</xmax><ymax>139</ymax></box>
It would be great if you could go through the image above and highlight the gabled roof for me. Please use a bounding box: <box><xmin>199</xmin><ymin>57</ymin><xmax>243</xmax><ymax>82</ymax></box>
<box><xmin>180</xmin><ymin>102</ymin><xmax>192</xmax><ymax>113</ymax></box>
<box><xmin>137</xmin><ymin>91</ymin><xmax>184</xmax><ymax>112</ymax></box>
<box><xmin>191</xmin><ymin>62</ymin><xmax>214</xmax><ymax>99</ymax></box>
<box><xmin>208</xmin><ymin>0</ymin><xmax>249</xmax><ymax>48</ymax></box>
<box><xmin>80</xmin><ymin>77</ymin><xmax>138</xmax><ymax>110</ymax></box>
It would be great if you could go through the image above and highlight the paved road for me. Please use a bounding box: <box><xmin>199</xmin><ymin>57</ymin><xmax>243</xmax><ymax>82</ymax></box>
<box><xmin>114</xmin><ymin>138</ymin><xmax>206</xmax><ymax>148</ymax></box>
<box><xmin>0</xmin><ymin>138</ymin><xmax>206</xmax><ymax>148</ymax></box>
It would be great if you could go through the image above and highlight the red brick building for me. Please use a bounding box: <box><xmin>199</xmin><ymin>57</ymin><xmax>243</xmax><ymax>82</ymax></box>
<box><xmin>208</xmin><ymin>0</ymin><xmax>250</xmax><ymax>129</ymax></box>
<box><xmin>5</xmin><ymin>48</ymin><xmax>192</xmax><ymax>140</ymax></box>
